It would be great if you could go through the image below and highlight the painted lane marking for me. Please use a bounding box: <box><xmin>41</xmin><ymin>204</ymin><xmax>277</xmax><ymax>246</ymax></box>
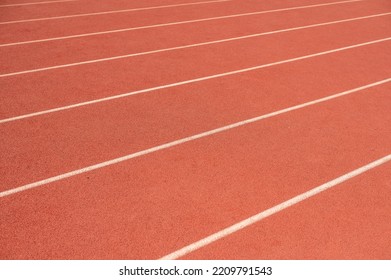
<box><xmin>2</xmin><ymin>12</ymin><xmax>390</xmax><ymax>78</ymax></box>
<box><xmin>160</xmin><ymin>154</ymin><xmax>391</xmax><ymax>259</ymax></box>
<box><xmin>1</xmin><ymin>37</ymin><xmax>389</xmax><ymax>124</ymax></box>
<box><xmin>0</xmin><ymin>0</ymin><xmax>231</xmax><ymax>24</ymax></box>
<box><xmin>0</xmin><ymin>0</ymin><xmax>363</xmax><ymax>45</ymax></box>
<box><xmin>0</xmin><ymin>78</ymin><xmax>389</xmax><ymax>198</ymax></box>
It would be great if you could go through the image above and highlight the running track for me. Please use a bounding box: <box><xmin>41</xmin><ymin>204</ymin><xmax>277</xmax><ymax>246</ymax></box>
<box><xmin>0</xmin><ymin>0</ymin><xmax>390</xmax><ymax>259</ymax></box>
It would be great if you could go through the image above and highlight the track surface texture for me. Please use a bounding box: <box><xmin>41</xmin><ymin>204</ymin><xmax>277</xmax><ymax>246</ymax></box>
<box><xmin>0</xmin><ymin>0</ymin><xmax>390</xmax><ymax>260</ymax></box>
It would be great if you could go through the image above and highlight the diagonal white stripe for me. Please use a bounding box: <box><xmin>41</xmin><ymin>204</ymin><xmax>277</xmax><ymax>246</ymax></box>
<box><xmin>0</xmin><ymin>0</ymin><xmax>364</xmax><ymax>45</ymax></box>
<box><xmin>160</xmin><ymin>154</ymin><xmax>391</xmax><ymax>260</ymax></box>
<box><xmin>0</xmin><ymin>0</ymin><xmax>231</xmax><ymax>25</ymax></box>
<box><xmin>1</xmin><ymin>37</ymin><xmax>389</xmax><ymax>124</ymax></box>
<box><xmin>0</xmin><ymin>78</ymin><xmax>389</xmax><ymax>198</ymax></box>
<box><xmin>2</xmin><ymin>12</ymin><xmax>390</xmax><ymax>78</ymax></box>
<box><xmin>0</xmin><ymin>0</ymin><xmax>76</xmax><ymax>8</ymax></box>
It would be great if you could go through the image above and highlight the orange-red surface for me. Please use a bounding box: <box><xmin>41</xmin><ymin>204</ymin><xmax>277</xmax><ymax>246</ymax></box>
<box><xmin>0</xmin><ymin>0</ymin><xmax>390</xmax><ymax>260</ymax></box>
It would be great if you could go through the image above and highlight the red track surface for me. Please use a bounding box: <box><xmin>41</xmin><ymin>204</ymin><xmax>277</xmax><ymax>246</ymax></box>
<box><xmin>0</xmin><ymin>0</ymin><xmax>390</xmax><ymax>260</ymax></box>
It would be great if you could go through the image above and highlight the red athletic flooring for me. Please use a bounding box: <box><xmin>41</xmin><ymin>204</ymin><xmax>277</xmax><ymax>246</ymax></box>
<box><xmin>0</xmin><ymin>0</ymin><xmax>390</xmax><ymax>260</ymax></box>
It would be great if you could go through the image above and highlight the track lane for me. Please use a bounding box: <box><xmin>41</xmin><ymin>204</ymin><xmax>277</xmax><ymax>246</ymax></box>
<box><xmin>0</xmin><ymin>41</ymin><xmax>389</xmax><ymax>196</ymax></box>
<box><xmin>0</xmin><ymin>0</ymin><xmax>365</xmax><ymax>44</ymax></box>
<box><xmin>1</xmin><ymin>17</ymin><xmax>390</xmax><ymax>120</ymax></box>
<box><xmin>0</xmin><ymin>0</ymin><xmax>77</xmax><ymax>4</ymax></box>
<box><xmin>0</xmin><ymin>0</ymin><xmax>77</xmax><ymax>8</ymax></box>
<box><xmin>1</xmin><ymin>0</ymin><xmax>390</xmax><ymax>261</ymax></box>
<box><xmin>1</xmin><ymin>0</ymin><xmax>390</xmax><ymax>74</ymax></box>
<box><xmin>1</xmin><ymin>82</ymin><xmax>390</xmax><ymax>259</ymax></box>
<box><xmin>180</xmin><ymin>161</ymin><xmax>391</xmax><ymax>259</ymax></box>
<box><xmin>0</xmin><ymin>0</ymin><xmax>231</xmax><ymax>21</ymax></box>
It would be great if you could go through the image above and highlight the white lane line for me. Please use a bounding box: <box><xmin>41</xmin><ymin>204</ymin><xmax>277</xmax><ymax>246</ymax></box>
<box><xmin>0</xmin><ymin>0</ymin><xmax>231</xmax><ymax>24</ymax></box>
<box><xmin>0</xmin><ymin>78</ymin><xmax>389</xmax><ymax>198</ymax></box>
<box><xmin>1</xmin><ymin>37</ymin><xmax>389</xmax><ymax>124</ymax></box>
<box><xmin>160</xmin><ymin>153</ymin><xmax>391</xmax><ymax>260</ymax></box>
<box><xmin>1</xmin><ymin>12</ymin><xmax>390</xmax><ymax>78</ymax></box>
<box><xmin>0</xmin><ymin>0</ymin><xmax>76</xmax><ymax>7</ymax></box>
<box><xmin>0</xmin><ymin>0</ymin><xmax>363</xmax><ymax>46</ymax></box>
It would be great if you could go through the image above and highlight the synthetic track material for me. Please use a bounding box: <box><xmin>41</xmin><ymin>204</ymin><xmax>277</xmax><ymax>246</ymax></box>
<box><xmin>1</xmin><ymin>0</ymin><xmax>390</xmax><ymax>260</ymax></box>
<box><xmin>1</xmin><ymin>82</ymin><xmax>390</xmax><ymax>259</ymax></box>
<box><xmin>0</xmin><ymin>0</ymin><xmax>366</xmax><ymax>44</ymax></box>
